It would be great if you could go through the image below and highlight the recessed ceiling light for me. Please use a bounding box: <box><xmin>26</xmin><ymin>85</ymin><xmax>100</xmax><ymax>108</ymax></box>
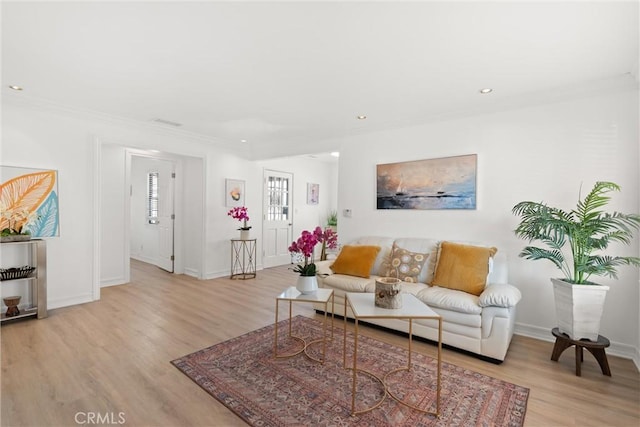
<box><xmin>330</xmin><ymin>152</ymin><xmax>340</xmax><ymax>158</ymax></box>
<box><xmin>356</xmin><ymin>115</ymin><xmax>367</xmax><ymax>120</ymax></box>
<box><xmin>240</xmin><ymin>139</ymin><xmax>247</xmax><ymax>143</ymax></box>
<box><xmin>9</xmin><ymin>85</ymin><xmax>23</xmax><ymax>91</ymax></box>
<box><xmin>479</xmin><ymin>88</ymin><xmax>493</xmax><ymax>94</ymax></box>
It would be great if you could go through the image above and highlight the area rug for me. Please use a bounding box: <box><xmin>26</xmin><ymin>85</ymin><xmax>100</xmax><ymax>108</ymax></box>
<box><xmin>172</xmin><ymin>315</ymin><xmax>528</xmax><ymax>426</ymax></box>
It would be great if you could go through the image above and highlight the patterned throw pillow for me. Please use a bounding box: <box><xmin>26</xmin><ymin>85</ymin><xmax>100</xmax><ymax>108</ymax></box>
<box><xmin>385</xmin><ymin>244</ymin><xmax>429</xmax><ymax>283</ymax></box>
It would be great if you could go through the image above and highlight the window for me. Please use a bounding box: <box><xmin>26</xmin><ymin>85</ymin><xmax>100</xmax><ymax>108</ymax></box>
<box><xmin>147</xmin><ymin>172</ymin><xmax>159</xmax><ymax>224</ymax></box>
<box><xmin>266</xmin><ymin>176</ymin><xmax>290</xmax><ymax>221</ymax></box>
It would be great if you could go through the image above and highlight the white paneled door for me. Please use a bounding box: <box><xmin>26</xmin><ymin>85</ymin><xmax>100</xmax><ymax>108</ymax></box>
<box><xmin>263</xmin><ymin>170</ymin><xmax>293</xmax><ymax>268</ymax></box>
<box><xmin>156</xmin><ymin>160</ymin><xmax>175</xmax><ymax>272</ymax></box>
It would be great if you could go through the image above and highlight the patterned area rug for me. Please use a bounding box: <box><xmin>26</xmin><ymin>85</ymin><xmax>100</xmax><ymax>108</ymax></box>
<box><xmin>172</xmin><ymin>315</ymin><xmax>528</xmax><ymax>426</ymax></box>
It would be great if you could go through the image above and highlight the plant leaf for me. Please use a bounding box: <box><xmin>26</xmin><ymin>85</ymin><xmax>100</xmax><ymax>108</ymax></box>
<box><xmin>24</xmin><ymin>192</ymin><xmax>59</xmax><ymax>237</ymax></box>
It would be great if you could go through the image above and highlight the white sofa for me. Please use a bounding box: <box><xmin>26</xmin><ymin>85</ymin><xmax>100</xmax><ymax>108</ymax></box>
<box><xmin>315</xmin><ymin>236</ymin><xmax>522</xmax><ymax>362</ymax></box>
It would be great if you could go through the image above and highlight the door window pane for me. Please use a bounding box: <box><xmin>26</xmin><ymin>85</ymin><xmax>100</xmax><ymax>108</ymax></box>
<box><xmin>267</xmin><ymin>176</ymin><xmax>290</xmax><ymax>221</ymax></box>
<box><xmin>147</xmin><ymin>172</ymin><xmax>159</xmax><ymax>224</ymax></box>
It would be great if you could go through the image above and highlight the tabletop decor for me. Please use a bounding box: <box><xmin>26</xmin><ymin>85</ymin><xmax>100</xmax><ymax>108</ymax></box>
<box><xmin>288</xmin><ymin>228</ymin><xmax>320</xmax><ymax>294</ymax></box>
<box><xmin>227</xmin><ymin>206</ymin><xmax>251</xmax><ymax>239</ymax></box>
<box><xmin>374</xmin><ymin>276</ymin><xmax>402</xmax><ymax>309</ymax></box>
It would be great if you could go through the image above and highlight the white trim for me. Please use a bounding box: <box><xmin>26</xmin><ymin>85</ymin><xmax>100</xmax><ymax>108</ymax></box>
<box><xmin>48</xmin><ymin>294</ymin><xmax>94</xmax><ymax>310</ymax></box>
<box><xmin>515</xmin><ymin>322</ymin><xmax>639</xmax><ymax>363</ymax></box>
<box><xmin>92</xmin><ymin>135</ymin><xmax>102</xmax><ymax>301</ymax></box>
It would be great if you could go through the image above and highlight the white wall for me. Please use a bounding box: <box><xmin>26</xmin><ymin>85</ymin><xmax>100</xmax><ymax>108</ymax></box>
<box><xmin>335</xmin><ymin>89</ymin><xmax>640</xmax><ymax>358</ymax></box>
<box><xmin>3</xmin><ymin>88</ymin><xmax>637</xmax><ymax>362</ymax></box>
<box><xmin>1</xmin><ymin>95</ymin><xmax>243</xmax><ymax>306</ymax></box>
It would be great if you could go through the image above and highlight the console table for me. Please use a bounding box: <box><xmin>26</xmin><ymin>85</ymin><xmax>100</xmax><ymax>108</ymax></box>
<box><xmin>230</xmin><ymin>238</ymin><xmax>257</xmax><ymax>279</ymax></box>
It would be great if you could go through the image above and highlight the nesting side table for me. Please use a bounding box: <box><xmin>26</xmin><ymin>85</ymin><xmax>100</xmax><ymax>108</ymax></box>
<box><xmin>274</xmin><ymin>287</ymin><xmax>334</xmax><ymax>363</ymax></box>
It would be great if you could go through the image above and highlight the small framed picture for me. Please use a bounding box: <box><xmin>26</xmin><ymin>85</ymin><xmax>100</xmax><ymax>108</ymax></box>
<box><xmin>225</xmin><ymin>179</ymin><xmax>245</xmax><ymax>207</ymax></box>
<box><xmin>307</xmin><ymin>183</ymin><xmax>319</xmax><ymax>205</ymax></box>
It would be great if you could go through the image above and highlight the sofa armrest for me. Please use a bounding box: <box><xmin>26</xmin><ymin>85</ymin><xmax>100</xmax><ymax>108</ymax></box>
<box><xmin>479</xmin><ymin>283</ymin><xmax>522</xmax><ymax>308</ymax></box>
<box><xmin>315</xmin><ymin>260</ymin><xmax>334</xmax><ymax>276</ymax></box>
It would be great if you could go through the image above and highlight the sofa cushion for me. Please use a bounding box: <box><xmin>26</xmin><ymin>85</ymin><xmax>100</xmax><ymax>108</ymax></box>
<box><xmin>417</xmin><ymin>286</ymin><xmax>482</xmax><ymax>315</ymax></box>
<box><xmin>385</xmin><ymin>243</ymin><xmax>429</xmax><ymax>283</ymax></box>
<box><xmin>479</xmin><ymin>283</ymin><xmax>522</xmax><ymax>308</ymax></box>
<box><xmin>392</xmin><ymin>238</ymin><xmax>440</xmax><ymax>283</ymax></box>
<box><xmin>330</xmin><ymin>245</ymin><xmax>381</xmax><ymax>278</ymax></box>
<box><xmin>323</xmin><ymin>274</ymin><xmax>377</xmax><ymax>293</ymax></box>
<box><xmin>431</xmin><ymin>242</ymin><xmax>497</xmax><ymax>296</ymax></box>
<box><xmin>348</xmin><ymin>237</ymin><xmax>396</xmax><ymax>276</ymax></box>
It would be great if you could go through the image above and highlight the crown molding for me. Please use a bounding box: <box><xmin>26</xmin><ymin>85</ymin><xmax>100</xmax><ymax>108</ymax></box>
<box><xmin>2</xmin><ymin>89</ymin><xmax>247</xmax><ymax>156</ymax></box>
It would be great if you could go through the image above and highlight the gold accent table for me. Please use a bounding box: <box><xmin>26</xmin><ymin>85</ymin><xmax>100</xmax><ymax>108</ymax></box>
<box><xmin>274</xmin><ymin>287</ymin><xmax>334</xmax><ymax>363</ymax></box>
<box><xmin>344</xmin><ymin>292</ymin><xmax>442</xmax><ymax>417</ymax></box>
<box><xmin>230</xmin><ymin>238</ymin><xmax>257</xmax><ymax>279</ymax></box>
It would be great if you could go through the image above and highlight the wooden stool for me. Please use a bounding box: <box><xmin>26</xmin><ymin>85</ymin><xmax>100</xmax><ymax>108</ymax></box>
<box><xmin>550</xmin><ymin>327</ymin><xmax>611</xmax><ymax>377</ymax></box>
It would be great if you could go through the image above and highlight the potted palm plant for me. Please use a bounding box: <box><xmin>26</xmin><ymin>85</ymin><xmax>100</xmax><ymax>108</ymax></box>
<box><xmin>512</xmin><ymin>181</ymin><xmax>640</xmax><ymax>341</ymax></box>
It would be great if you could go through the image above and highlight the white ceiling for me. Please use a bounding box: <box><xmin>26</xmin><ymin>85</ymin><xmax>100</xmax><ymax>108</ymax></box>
<box><xmin>2</xmin><ymin>1</ymin><xmax>638</xmax><ymax>160</ymax></box>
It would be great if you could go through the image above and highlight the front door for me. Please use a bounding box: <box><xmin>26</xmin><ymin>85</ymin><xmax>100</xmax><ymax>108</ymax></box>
<box><xmin>263</xmin><ymin>170</ymin><xmax>293</xmax><ymax>268</ymax></box>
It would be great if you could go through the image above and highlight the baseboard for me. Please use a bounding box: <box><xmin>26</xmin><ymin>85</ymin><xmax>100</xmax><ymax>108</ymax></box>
<box><xmin>100</xmin><ymin>276</ymin><xmax>127</xmax><ymax>287</ymax></box>
<box><xmin>515</xmin><ymin>321</ymin><xmax>639</xmax><ymax>364</ymax></box>
<box><xmin>48</xmin><ymin>293</ymin><xmax>94</xmax><ymax>310</ymax></box>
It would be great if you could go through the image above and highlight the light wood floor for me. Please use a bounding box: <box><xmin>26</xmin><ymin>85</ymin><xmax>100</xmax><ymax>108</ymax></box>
<box><xmin>2</xmin><ymin>260</ymin><xmax>639</xmax><ymax>426</ymax></box>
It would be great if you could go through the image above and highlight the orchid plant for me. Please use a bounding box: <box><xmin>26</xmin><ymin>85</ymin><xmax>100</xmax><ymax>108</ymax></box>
<box><xmin>227</xmin><ymin>206</ymin><xmax>251</xmax><ymax>230</ymax></box>
<box><xmin>289</xmin><ymin>226</ymin><xmax>339</xmax><ymax>276</ymax></box>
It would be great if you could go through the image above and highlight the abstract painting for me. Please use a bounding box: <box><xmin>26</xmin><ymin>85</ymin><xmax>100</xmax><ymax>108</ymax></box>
<box><xmin>307</xmin><ymin>183</ymin><xmax>319</xmax><ymax>205</ymax></box>
<box><xmin>225</xmin><ymin>179</ymin><xmax>245</xmax><ymax>207</ymax></box>
<box><xmin>0</xmin><ymin>166</ymin><xmax>60</xmax><ymax>236</ymax></box>
<box><xmin>377</xmin><ymin>154</ymin><xmax>477</xmax><ymax>210</ymax></box>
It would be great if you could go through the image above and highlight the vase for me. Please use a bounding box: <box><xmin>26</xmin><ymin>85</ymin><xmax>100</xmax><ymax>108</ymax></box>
<box><xmin>296</xmin><ymin>275</ymin><xmax>318</xmax><ymax>294</ymax></box>
<box><xmin>240</xmin><ymin>230</ymin><xmax>250</xmax><ymax>240</ymax></box>
<box><xmin>375</xmin><ymin>277</ymin><xmax>402</xmax><ymax>309</ymax></box>
<box><xmin>551</xmin><ymin>278</ymin><xmax>609</xmax><ymax>341</ymax></box>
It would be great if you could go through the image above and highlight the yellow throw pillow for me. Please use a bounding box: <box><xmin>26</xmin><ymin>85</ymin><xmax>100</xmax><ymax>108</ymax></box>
<box><xmin>431</xmin><ymin>242</ymin><xmax>497</xmax><ymax>296</ymax></box>
<box><xmin>330</xmin><ymin>245</ymin><xmax>381</xmax><ymax>278</ymax></box>
<box><xmin>386</xmin><ymin>243</ymin><xmax>429</xmax><ymax>283</ymax></box>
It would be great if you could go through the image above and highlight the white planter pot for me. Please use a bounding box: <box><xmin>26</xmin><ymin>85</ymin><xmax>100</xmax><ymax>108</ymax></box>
<box><xmin>296</xmin><ymin>275</ymin><xmax>318</xmax><ymax>294</ymax></box>
<box><xmin>240</xmin><ymin>230</ymin><xmax>250</xmax><ymax>240</ymax></box>
<box><xmin>551</xmin><ymin>278</ymin><xmax>609</xmax><ymax>341</ymax></box>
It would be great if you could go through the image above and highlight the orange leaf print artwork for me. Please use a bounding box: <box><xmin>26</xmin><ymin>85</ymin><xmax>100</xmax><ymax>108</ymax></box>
<box><xmin>0</xmin><ymin>171</ymin><xmax>56</xmax><ymax>231</ymax></box>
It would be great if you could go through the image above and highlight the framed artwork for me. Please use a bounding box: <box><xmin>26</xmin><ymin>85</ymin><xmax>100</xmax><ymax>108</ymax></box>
<box><xmin>225</xmin><ymin>179</ymin><xmax>245</xmax><ymax>207</ymax></box>
<box><xmin>307</xmin><ymin>183</ymin><xmax>319</xmax><ymax>205</ymax></box>
<box><xmin>376</xmin><ymin>154</ymin><xmax>477</xmax><ymax>210</ymax></box>
<box><xmin>0</xmin><ymin>165</ymin><xmax>60</xmax><ymax>236</ymax></box>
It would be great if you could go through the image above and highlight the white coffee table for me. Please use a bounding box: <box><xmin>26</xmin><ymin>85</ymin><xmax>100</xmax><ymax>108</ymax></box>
<box><xmin>274</xmin><ymin>287</ymin><xmax>334</xmax><ymax>363</ymax></box>
<box><xmin>343</xmin><ymin>292</ymin><xmax>442</xmax><ymax>417</ymax></box>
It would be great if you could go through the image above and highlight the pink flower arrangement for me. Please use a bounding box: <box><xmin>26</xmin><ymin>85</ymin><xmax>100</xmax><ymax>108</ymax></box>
<box><xmin>227</xmin><ymin>206</ymin><xmax>251</xmax><ymax>230</ymax></box>
<box><xmin>289</xmin><ymin>226</ymin><xmax>339</xmax><ymax>275</ymax></box>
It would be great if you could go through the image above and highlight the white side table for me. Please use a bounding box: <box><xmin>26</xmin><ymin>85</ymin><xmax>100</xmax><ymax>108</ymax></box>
<box><xmin>274</xmin><ymin>287</ymin><xmax>334</xmax><ymax>363</ymax></box>
<box><xmin>344</xmin><ymin>292</ymin><xmax>442</xmax><ymax>417</ymax></box>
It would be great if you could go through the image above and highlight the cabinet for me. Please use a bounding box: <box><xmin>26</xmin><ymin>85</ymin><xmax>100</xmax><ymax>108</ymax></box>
<box><xmin>0</xmin><ymin>239</ymin><xmax>47</xmax><ymax>322</ymax></box>
<box><xmin>230</xmin><ymin>238</ymin><xmax>257</xmax><ymax>279</ymax></box>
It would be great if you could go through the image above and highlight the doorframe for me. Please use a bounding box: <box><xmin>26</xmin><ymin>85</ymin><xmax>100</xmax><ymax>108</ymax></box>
<box><xmin>262</xmin><ymin>168</ymin><xmax>295</xmax><ymax>268</ymax></box>
<box><xmin>92</xmin><ymin>136</ymin><xmax>203</xmax><ymax>301</ymax></box>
